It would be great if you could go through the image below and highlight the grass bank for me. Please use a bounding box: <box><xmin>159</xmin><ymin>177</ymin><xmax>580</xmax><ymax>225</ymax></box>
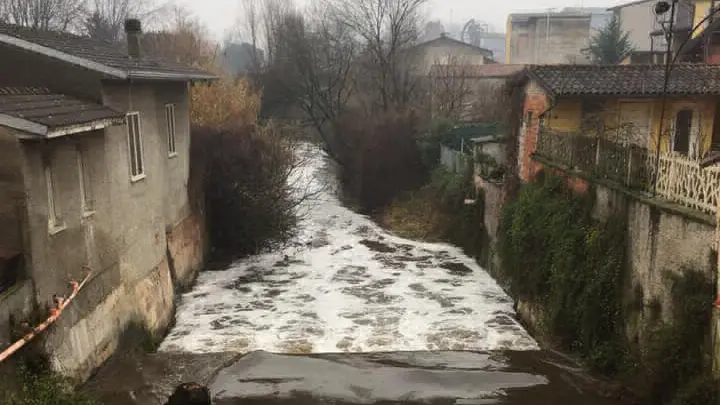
<box><xmin>381</xmin><ymin>165</ymin><xmax>486</xmax><ymax>257</ymax></box>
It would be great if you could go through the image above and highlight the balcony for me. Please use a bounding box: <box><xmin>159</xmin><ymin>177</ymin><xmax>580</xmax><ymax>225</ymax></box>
<box><xmin>535</xmin><ymin>131</ymin><xmax>720</xmax><ymax>216</ymax></box>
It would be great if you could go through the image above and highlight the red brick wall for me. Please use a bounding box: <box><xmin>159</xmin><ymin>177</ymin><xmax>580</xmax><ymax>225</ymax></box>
<box><xmin>707</xmin><ymin>44</ymin><xmax>720</xmax><ymax>64</ymax></box>
<box><xmin>520</xmin><ymin>82</ymin><xmax>549</xmax><ymax>182</ymax></box>
<box><xmin>519</xmin><ymin>81</ymin><xmax>590</xmax><ymax>193</ymax></box>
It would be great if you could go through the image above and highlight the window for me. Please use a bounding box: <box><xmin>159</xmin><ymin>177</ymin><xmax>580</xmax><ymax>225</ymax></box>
<box><xmin>165</xmin><ymin>104</ymin><xmax>177</xmax><ymax>156</ymax></box>
<box><xmin>673</xmin><ymin>109</ymin><xmax>693</xmax><ymax>155</ymax></box>
<box><xmin>76</xmin><ymin>145</ymin><xmax>94</xmax><ymax>215</ymax></box>
<box><xmin>126</xmin><ymin>112</ymin><xmax>145</xmax><ymax>180</ymax></box>
<box><xmin>45</xmin><ymin>161</ymin><xmax>62</xmax><ymax>231</ymax></box>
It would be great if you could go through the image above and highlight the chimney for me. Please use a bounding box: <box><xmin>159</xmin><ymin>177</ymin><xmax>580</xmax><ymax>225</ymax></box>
<box><xmin>124</xmin><ymin>19</ymin><xmax>142</xmax><ymax>59</ymax></box>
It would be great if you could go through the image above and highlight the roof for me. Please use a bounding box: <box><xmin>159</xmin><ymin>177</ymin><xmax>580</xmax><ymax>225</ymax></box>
<box><xmin>527</xmin><ymin>64</ymin><xmax>720</xmax><ymax>98</ymax></box>
<box><xmin>0</xmin><ymin>24</ymin><xmax>216</xmax><ymax>81</ymax></box>
<box><xmin>430</xmin><ymin>64</ymin><xmax>525</xmax><ymax>78</ymax></box>
<box><xmin>0</xmin><ymin>87</ymin><xmax>125</xmax><ymax>137</ymax></box>
<box><xmin>471</xmin><ymin>135</ymin><xmax>504</xmax><ymax>143</ymax></box>
<box><xmin>413</xmin><ymin>35</ymin><xmax>493</xmax><ymax>58</ymax></box>
<box><xmin>607</xmin><ymin>0</ymin><xmax>653</xmax><ymax>11</ymax></box>
<box><xmin>508</xmin><ymin>8</ymin><xmax>608</xmax><ymax>23</ymax></box>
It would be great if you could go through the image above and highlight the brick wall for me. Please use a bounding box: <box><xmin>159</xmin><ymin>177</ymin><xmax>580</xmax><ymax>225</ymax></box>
<box><xmin>519</xmin><ymin>81</ymin><xmax>548</xmax><ymax>182</ymax></box>
<box><xmin>519</xmin><ymin>81</ymin><xmax>590</xmax><ymax>193</ymax></box>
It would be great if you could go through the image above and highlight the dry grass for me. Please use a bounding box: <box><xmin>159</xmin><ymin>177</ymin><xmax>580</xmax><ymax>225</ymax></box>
<box><xmin>382</xmin><ymin>196</ymin><xmax>448</xmax><ymax>242</ymax></box>
<box><xmin>191</xmin><ymin>76</ymin><xmax>261</xmax><ymax>129</ymax></box>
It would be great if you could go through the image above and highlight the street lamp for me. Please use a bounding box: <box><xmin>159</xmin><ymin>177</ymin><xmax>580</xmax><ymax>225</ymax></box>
<box><xmin>651</xmin><ymin>0</ymin><xmax>677</xmax><ymax>196</ymax></box>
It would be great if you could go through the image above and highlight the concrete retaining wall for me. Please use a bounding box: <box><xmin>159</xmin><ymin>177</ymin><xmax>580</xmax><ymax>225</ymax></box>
<box><xmin>593</xmin><ymin>185</ymin><xmax>716</xmax><ymax>342</ymax></box>
<box><xmin>0</xmin><ymin>281</ymin><xmax>34</xmax><ymax>348</ymax></box>
<box><xmin>488</xmin><ymin>176</ymin><xmax>717</xmax><ymax>344</ymax></box>
<box><xmin>167</xmin><ymin>213</ymin><xmax>206</xmax><ymax>289</ymax></box>
<box><xmin>42</xmin><ymin>212</ymin><xmax>204</xmax><ymax>381</ymax></box>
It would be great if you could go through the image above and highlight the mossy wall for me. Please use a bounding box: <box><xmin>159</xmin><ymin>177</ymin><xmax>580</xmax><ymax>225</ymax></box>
<box><xmin>498</xmin><ymin>171</ymin><xmax>718</xmax><ymax>404</ymax></box>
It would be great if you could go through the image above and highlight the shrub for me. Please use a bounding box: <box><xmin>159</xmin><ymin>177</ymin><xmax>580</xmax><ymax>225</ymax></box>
<box><xmin>191</xmin><ymin>76</ymin><xmax>260</xmax><ymax>129</ymax></box>
<box><xmin>336</xmin><ymin>110</ymin><xmax>427</xmax><ymax>212</ymax></box>
<box><xmin>640</xmin><ymin>269</ymin><xmax>716</xmax><ymax>405</ymax></box>
<box><xmin>191</xmin><ymin>123</ymin><xmax>299</xmax><ymax>260</ymax></box>
<box><xmin>499</xmin><ymin>173</ymin><xmax>628</xmax><ymax>374</ymax></box>
<box><xmin>499</xmin><ymin>173</ymin><xmax>719</xmax><ymax>403</ymax></box>
<box><xmin>383</xmin><ymin>165</ymin><xmax>485</xmax><ymax>255</ymax></box>
<box><xmin>2</xmin><ymin>367</ymin><xmax>97</xmax><ymax>405</ymax></box>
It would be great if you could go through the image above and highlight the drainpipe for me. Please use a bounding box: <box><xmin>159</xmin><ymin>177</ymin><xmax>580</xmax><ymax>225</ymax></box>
<box><xmin>0</xmin><ymin>271</ymin><xmax>92</xmax><ymax>363</ymax></box>
<box><xmin>546</xmin><ymin>9</ymin><xmax>551</xmax><ymax>60</ymax></box>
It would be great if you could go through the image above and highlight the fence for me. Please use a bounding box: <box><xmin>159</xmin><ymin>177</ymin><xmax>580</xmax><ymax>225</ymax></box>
<box><xmin>535</xmin><ymin>131</ymin><xmax>720</xmax><ymax>216</ymax></box>
<box><xmin>440</xmin><ymin>144</ymin><xmax>470</xmax><ymax>174</ymax></box>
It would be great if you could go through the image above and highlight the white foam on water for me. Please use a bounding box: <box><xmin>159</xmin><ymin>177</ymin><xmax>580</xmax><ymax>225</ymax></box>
<box><xmin>159</xmin><ymin>145</ymin><xmax>538</xmax><ymax>354</ymax></box>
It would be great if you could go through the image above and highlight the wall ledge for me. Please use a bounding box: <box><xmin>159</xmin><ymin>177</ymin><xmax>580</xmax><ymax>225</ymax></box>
<box><xmin>531</xmin><ymin>153</ymin><xmax>716</xmax><ymax>227</ymax></box>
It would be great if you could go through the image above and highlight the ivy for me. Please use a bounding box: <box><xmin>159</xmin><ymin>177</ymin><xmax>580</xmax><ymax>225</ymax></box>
<box><xmin>499</xmin><ymin>173</ymin><xmax>629</xmax><ymax>374</ymax></box>
<box><xmin>498</xmin><ymin>173</ymin><xmax>718</xmax><ymax>404</ymax></box>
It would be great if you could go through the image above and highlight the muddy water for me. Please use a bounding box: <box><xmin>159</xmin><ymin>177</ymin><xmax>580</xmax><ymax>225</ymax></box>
<box><xmin>83</xmin><ymin>145</ymin><xmax>628</xmax><ymax>404</ymax></box>
<box><xmin>84</xmin><ymin>350</ymin><xmax>626</xmax><ymax>405</ymax></box>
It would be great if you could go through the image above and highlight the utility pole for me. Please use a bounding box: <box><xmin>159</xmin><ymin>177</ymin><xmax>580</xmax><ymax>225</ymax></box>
<box><xmin>546</xmin><ymin>8</ymin><xmax>552</xmax><ymax>62</ymax></box>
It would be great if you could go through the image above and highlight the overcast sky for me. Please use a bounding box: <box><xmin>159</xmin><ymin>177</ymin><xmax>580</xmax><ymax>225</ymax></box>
<box><xmin>175</xmin><ymin>0</ymin><xmax>633</xmax><ymax>42</ymax></box>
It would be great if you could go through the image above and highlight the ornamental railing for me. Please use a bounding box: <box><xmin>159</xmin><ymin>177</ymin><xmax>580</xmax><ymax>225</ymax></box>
<box><xmin>535</xmin><ymin>130</ymin><xmax>720</xmax><ymax>215</ymax></box>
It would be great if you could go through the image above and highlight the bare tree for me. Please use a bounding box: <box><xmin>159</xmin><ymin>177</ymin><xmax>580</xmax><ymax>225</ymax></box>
<box><xmin>2</xmin><ymin>0</ymin><xmax>85</xmax><ymax>30</ymax></box>
<box><xmin>238</xmin><ymin>0</ymin><xmax>263</xmax><ymax>72</ymax></box>
<box><xmin>140</xmin><ymin>8</ymin><xmax>219</xmax><ymax>69</ymax></box>
<box><xmin>329</xmin><ymin>0</ymin><xmax>426</xmax><ymax>111</ymax></box>
<box><xmin>260</xmin><ymin>6</ymin><xmax>356</xmax><ymax>161</ymax></box>
<box><xmin>261</xmin><ymin>0</ymin><xmax>292</xmax><ymax>65</ymax></box>
<box><xmin>83</xmin><ymin>0</ymin><xmax>164</xmax><ymax>42</ymax></box>
<box><xmin>428</xmin><ymin>55</ymin><xmax>473</xmax><ymax>121</ymax></box>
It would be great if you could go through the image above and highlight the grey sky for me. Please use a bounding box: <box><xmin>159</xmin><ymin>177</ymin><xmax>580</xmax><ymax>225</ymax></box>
<box><xmin>177</xmin><ymin>0</ymin><xmax>632</xmax><ymax>42</ymax></box>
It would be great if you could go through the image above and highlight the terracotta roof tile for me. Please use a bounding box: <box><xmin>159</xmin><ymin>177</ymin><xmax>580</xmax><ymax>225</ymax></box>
<box><xmin>0</xmin><ymin>87</ymin><xmax>124</xmax><ymax>130</ymax></box>
<box><xmin>529</xmin><ymin>64</ymin><xmax>720</xmax><ymax>97</ymax></box>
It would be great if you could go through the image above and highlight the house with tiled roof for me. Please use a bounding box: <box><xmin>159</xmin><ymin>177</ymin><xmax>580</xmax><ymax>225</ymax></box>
<box><xmin>409</xmin><ymin>34</ymin><xmax>495</xmax><ymax>74</ymax></box>
<box><xmin>0</xmin><ymin>19</ymin><xmax>214</xmax><ymax>379</ymax></box>
<box><xmin>428</xmin><ymin>64</ymin><xmax>526</xmax><ymax>123</ymax></box>
<box><xmin>518</xmin><ymin>63</ymin><xmax>720</xmax><ymax>216</ymax></box>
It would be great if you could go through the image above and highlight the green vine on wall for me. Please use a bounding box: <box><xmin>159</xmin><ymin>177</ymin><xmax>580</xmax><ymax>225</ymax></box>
<box><xmin>498</xmin><ymin>172</ymin><xmax>718</xmax><ymax>404</ymax></box>
<box><xmin>499</xmin><ymin>173</ymin><xmax>628</xmax><ymax>374</ymax></box>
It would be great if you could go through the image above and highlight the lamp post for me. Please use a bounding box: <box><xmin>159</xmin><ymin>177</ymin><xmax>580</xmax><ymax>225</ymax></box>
<box><xmin>652</xmin><ymin>0</ymin><xmax>720</xmax><ymax>192</ymax></box>
<box><xmin>651</xmin><ymin>0</ymin><xmax>676</xmax><ymax>196</ymax></box>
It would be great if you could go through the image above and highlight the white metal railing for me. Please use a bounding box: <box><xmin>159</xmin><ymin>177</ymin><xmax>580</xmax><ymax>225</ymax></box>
<box><xmin>654</xmin><ymin>152</ymin><xmax>720</xmax><ymax>215</ymax></box>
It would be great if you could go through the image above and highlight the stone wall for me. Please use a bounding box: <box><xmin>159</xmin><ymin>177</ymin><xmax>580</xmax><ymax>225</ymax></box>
<box><xmin>475</xmin><ymin>178</ymin><xmax>506</xmax><ymax>278</ymax></box>
<box><xmin>167</xmin><ymin>212</ymin><xmax>206</xmax><ymax>289</ymax></box>
<box><xmin>502</xmin><ymin>174</ymin><xmax>716</xmax><ymax>345</ymax></box>
<box><xmin>0</xmin><ymin>281</ymin><xmax>34</xmax><ymax>349</ymax></box>
<box><xmin>45</xmin><ymin>212</ymin><xmax>204</xmax><ymax>380</ymax></box>
<box><xmin>47</xmin><ymin>257</ymin><xmax>175</xmax><ymax>380</ymax></box>
<box><xmin>593</xmin><ymin>184</ymin><xmax>716</xmax><ymax>341</ymax></box>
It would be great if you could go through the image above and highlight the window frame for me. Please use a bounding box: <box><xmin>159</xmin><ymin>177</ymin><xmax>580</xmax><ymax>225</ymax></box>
<box><xmin>126</xmin><ymin>112</ymin><xmax>146</xmax><ymax>181</ymax></box>
<box><xmin>45</xmin><ymin>160</ymin><xmax>64</xmax><ymax>234</ymax></box>
<box><xmin>165</xmin><ymin>103</ymin><xmax>177</xmax><ymax>157</ymax></box>
<box><xmin>76</xmin><ymin>144</ymin><xmax>95</xmax><ymax>217</ymax></box>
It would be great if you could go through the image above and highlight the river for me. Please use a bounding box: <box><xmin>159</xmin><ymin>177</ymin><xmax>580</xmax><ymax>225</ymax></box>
<box><xmin>83</xmin><ymin>145</ymin><xmax>627</xmax><ymax>405</ymax></box>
